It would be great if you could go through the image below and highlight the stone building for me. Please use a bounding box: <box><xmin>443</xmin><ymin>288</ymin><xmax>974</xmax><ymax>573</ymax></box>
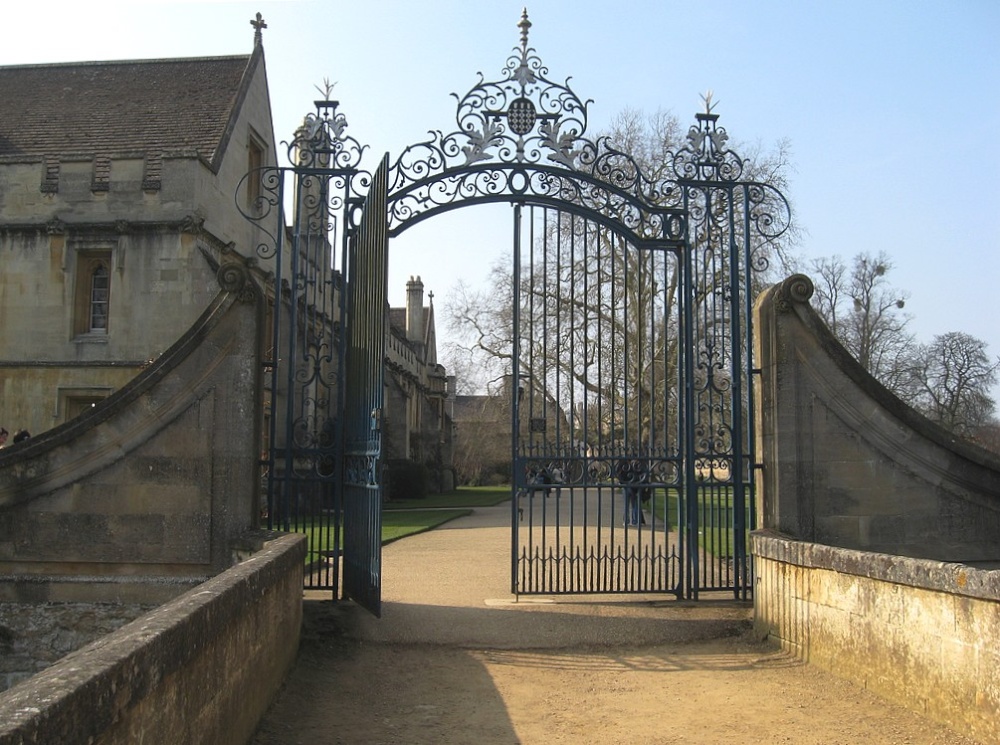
<box><xmin>452</xmin><ymin>392</ymin><xmax>510</xmax><ymax>485</ymax></box>
<box><xmin>0</xmin><ymin>30</ymin><xmax>458</xmax><ymax>501</ymax></box>
<box><xmin>385</xmin><ymin>276</ymin><xmax>455</xmax><ymax>493</ymax></box>
<box><xmin>0</xmin><ymin>43</ymin><xmax>279</xmax><ymax>436</ymax></box>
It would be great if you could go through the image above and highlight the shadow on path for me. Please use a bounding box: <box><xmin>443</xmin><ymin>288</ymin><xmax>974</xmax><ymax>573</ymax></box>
<box><xmin>250</xmin><ymin>504</ymin><xmax>981</xmax><ymax>745</ymax></box>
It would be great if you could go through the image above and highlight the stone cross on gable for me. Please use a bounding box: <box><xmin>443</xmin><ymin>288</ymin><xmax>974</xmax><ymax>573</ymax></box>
<box><xmin>251</xmin><ymin>12</ymin><xmax>267</xmax><ymax>46</ymax></box>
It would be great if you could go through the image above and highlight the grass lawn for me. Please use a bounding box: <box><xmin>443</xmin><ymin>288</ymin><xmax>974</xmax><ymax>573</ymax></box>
<box><xmin>383</xmin><ymin>485</ymin><xmax>512</xmax><ymax>510</ymax></box>
<box><xmin>293</xmin><ymin>485</ymin><xmax>513</xmax><ymax>562</ymax></box>
<box><xmin>649</xmin><ymin>486</ymin><xmax>751</xmax><ymax>556</ymax></box>
<box><xmin>291</xmin><ymin>483</ymin><xmax>748</xmax><ymax>560</ymax></box>
<box><xmin>381</xmin><ymin>509</ymin><xmax>472</xmax><ymax>544</ymax></box>
<box><xmin>298</xmin><ymin>509</ymin><xmax>472</xmax><ymax>564</ymax></box>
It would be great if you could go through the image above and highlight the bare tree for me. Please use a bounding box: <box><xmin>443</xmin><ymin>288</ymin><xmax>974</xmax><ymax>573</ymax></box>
<box><xmin>909</xmin><ymin>332</ymin><xmax>999</xmax><ymax>437</ymax></box>
<box><xmin>444</xmin><ymin>108</ymin><xmax>798</xmax><ymax>453</ymax></box>
<box><xmin>972</xmin><ymin>419</ymin><xmax>1000</xmax><ymax>454</ymax></box>
<box><xmin>451</xmin><ymin>391</ymin><xmax>513</xmax><ymax>485</ymax></box>
<box><xmin>444</xmin><ymin>269</ymin><xmax>515</xmax><ymax>396</ymax></box>
<box><xmin>809</xmin><ymin>254</ymin><xmax>848</xmax><ymax>338</ymax></box>
<box><xmin>809</xmin><ymin>251</ymin><xmax>915</xmax><ymax>396</ymax></box>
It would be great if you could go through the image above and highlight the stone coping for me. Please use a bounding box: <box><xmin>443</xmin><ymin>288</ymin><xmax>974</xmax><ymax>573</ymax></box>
<box><xmin>0</xmin><ymin>531</ymin><xmax>305</xmax><ymax>743</ymax></box>
<box><xmin>752</xmin><ymin>529</ymin><xmax>1000</xmax><ymax>602</ymax></box>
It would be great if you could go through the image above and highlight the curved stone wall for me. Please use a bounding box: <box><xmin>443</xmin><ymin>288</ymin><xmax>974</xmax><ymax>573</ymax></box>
<box><xmin>0</xmin><ymin>266</ymin><xmax>264</xmax><ymax>602</ymax></box>
<box><xmin>753</xmin><ymin>274</ymin><xmax>1000</xmax><ymax>562</ymax></box>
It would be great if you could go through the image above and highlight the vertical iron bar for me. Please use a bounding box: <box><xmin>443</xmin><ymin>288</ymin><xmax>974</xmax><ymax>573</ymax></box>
<box><xmin>727</xmin><ymin>183</ymin><xmax>746</xmax><ymax>598</ymax></box>
<box><xmin>739</xmin><ymin>182</ymin><xmax>757</xmax><ymax>599</ymax></box>
<box><xmin>510</xmin><ymin>202</ymin><xmax>522</xmax><ymax>595</ymax></box>
<box><xmin>681</xmin><ymin>185</ymin><xmax>698</xmax><ymax>599</ymax></box>
<box><xmin>265</xmin><ymin>171</ymin><xmax>287</xmax><ymax>531</ymax></box>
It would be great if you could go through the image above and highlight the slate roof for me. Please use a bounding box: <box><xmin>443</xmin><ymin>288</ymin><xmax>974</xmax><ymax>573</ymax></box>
<box><xmin>0</xmin><ymin>55</ymin><xmax>254</xmax><ymax>165</ymax></box>
<box><xmin>388</xmin><ymin>306</ymin><xmax>433</xmax><ymax>343</ymax></box>
<box><xmin>452</xmin><ymin>395</ymin><xmax>505</xmax><ymax>423</ymax></box>
<box><xmin>388</xmin><ymin>308</ymin><xmax>407</xmax><ymax>335</ymax></box>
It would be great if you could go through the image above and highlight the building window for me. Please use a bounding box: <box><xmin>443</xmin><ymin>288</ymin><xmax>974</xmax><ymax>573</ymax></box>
<box><xmin>89</xmin><ymin>264</ymin><xmax>110</xmax><ymax>331</ymax></box>
<box><xmin>247</xmin><ymin>136</ymin><xmax>264</xmax><ymax>210</ymax></box>
<box><xmin>74</xmin><ymin>251</ymin><xmax>112</xmax><ymax>337</ymax></box>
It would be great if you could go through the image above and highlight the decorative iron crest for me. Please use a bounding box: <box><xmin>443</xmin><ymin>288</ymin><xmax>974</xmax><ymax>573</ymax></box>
<box><xmin>672</xmin><ymin>91</ymin><xmax>745</xmax><ymax>182</ymax></box>
<box><xmin>288</xmin><ymin>99</ymin><xmax>368</xmax><ymax>174</ymax></box>
<box><xmin>386</xmin><ymin>10</ymin><xmax>686</xmax><ymax>242</ymax></box>
<box><xmin>238</xmin><ymin>10</ymin><xmax>791</xmax><ymax>250</ymax></box>
<box><xmin>384</xmin><ymin>10</ymin><xmax>790</xmax><ymax>247</ymax></box>
<box><xmin>398</xmin><ymin>9</ymin><xmax>593</xmax><ymax>173</ymax></box>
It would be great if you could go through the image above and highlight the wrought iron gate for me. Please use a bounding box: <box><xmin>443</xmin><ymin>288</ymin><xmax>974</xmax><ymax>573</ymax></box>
<box><xmin>240</xmin><ymin>10</ymin><xmax>788</xmax><ymax>608</ymax></box>
<box><xmin>510</xmin><ymin>184</ymin><xmax>764</xmax><ymax>599</ymax></box>
<box><xmin>238</xmin><ymin>100</ymin><xmax>385</xmax><ymax>613</ymax></box>
<box><xmin>510</xmin><ymin>203</ymin><xmax>686</xmax><ymax>595</ymax></box>
<box><xmin>383</xmin><ymin>12</ymin><xmax>789</xmax><ymax>599</ymax></box>
<box><xmin>341</xmin><ymin>155</ymin><xmax>389</xmax><ymax>616</ymax></box>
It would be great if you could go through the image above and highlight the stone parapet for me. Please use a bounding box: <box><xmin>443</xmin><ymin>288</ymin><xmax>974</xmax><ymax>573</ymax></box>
<box><xmin>0</xmin><ymin>531</ymin><xmax>305</xmax><ymax>745</ymax></box>
<box><xmin>0</xmin><ymin>273</ymin><xmax>263</xmax><ymax>585</ymax></box>
<box><xmin>753</xmin><ymin>529</ymin><xmax>999</xmax><ymax>745</ymax></box>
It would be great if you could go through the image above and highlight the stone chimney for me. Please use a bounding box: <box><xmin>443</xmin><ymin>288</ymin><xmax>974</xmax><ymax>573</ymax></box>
<box><xmin>406</xmin><ymin>276</ymin><xmax>425</xmax><ymax>344</ymax></box>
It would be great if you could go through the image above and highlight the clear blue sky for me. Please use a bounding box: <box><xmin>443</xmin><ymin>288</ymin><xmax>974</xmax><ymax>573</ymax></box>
<box><xmin>6</xmin><ymin>1</ymin><xmax>999</xmax><ymax>385</ymax></box>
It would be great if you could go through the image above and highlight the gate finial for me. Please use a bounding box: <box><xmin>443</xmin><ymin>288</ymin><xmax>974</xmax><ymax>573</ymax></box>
<box><xmin>518</xmin><ymin>8</ymin><xmax>532</xmax><ymax>50</ymax></box>
<box><xmin>701</xmin><ymin>90</ymin><xmax>718</xmax><ymax>116</ymax></box>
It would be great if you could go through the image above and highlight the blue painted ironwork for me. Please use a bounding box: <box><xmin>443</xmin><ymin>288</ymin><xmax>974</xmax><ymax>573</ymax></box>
<box><xmin>341</xmin><ymin>154</ymin><xmax>389</xmax><ymax>617</ymax></box>
<box><xmin>236</xmin><ymin>97</ymin><xmax>384</xmax><ymax>611</ymax></box>
<box><xmin>238</xmin><ymin>9</ymin><xmax>790</xmax><ymax>604</ymax></box>
<box><xmin>383</xmin><ymin>11</ymin><xmax>790</xmax><ymax>599</ymax></box>
<box><xmin>385</xmin><ymin>13</ymin><xmax>686</xmax><ymax>248</ymax></box>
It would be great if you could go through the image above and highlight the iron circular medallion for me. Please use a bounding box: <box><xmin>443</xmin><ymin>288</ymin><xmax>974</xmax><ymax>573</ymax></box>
<box><xmin>507</xmin><ymin>97</ymin><xmax>537</xmax><ymax>136</ymax></box>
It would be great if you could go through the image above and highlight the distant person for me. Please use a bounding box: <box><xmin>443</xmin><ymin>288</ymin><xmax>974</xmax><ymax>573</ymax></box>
<box><xmin>0</xmin><ymin>428</ymin><xmax>8</xmax><ymax>448</ymax></box>
<box><xmin>616</xmin><ymin>458</ymin><xmax>645</xmax><ymax>526</ymax></box>
<box><xmin>12</xmin><ymin>430</ymin><xmax>30</xmax><ymax>444</ymax></box>
<box><xmin>549</xmin><ymin>463</ymin><xmax>565</xmax><ymax>496</ymax></box>
<box><xmin>536</xmin><ymin>466</ymin><xmax>552</xmax><ymax>498</ymax></box>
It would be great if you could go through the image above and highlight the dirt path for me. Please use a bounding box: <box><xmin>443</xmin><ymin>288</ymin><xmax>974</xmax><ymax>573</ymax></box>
<box><xmin>250</xmin><ymin>601</ymin><xmax>978</xmax><ymax>745</ymax></box>
<box><xmin>251</xmin><ymin>504</ymin><xmax>979</xmax><ymax>744</ymax></box>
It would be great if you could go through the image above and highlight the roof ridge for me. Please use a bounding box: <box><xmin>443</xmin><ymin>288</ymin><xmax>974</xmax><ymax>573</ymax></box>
<box><xmin>0</xmin><ymin>55</ymin><xmax>251</xmax><ymax>72</ymax></box>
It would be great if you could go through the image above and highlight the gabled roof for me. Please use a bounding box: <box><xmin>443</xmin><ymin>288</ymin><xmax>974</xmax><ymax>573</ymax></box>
<box><xmin>0</xmin><ymin>53</ymin><xmax>257</xmax><ymax>168</ymax></box>
<box><xmin>388</xmin><ymin>308</ymin><xmax>408</xmax><ymax>336</ymax></box>
<box><xmin>452</xmin><ymin>394</ymin><xmax>506</xmax><ymax>422</ymax></box>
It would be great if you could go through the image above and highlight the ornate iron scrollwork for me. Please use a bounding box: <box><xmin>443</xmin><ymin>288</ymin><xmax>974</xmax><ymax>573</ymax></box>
<box><xmin>235</xmin><ymin>98</ymin><xmax>372</xmax><ymax>262</ymax></box>
<box><xmin>386</xmin><ymin>10</ymin><xmax>688</xmax><ymax>244</ymax></box>
<box><xmin>384</xmin><ymin>11</ymin><xmax>791</xmax><ymax>252</ymax></box>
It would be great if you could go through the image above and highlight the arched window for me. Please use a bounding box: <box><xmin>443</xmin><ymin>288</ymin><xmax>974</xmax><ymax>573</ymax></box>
<box><xmin>73</xmin><ymin>251</ymin><xmax>112</xmax><ymax>338</ymax></box>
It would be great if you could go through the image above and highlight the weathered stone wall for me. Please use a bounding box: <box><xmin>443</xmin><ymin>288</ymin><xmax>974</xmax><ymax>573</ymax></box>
<box><xmin>753</xmin><ymin>274</ymin><xmax>1000</xmax><ymax>561</ymax></box>
<box><xmin>753</xmin><ymin>530</ymin><xmax>999</xmax><ymax>745</ymax></box>
<box><xmin>0</xmin><ymin>52</ymin><xmax>280</xmax><ymax>439</ymax></box>
<box><xmin>0</xmin><ymin>273</ymin><xmax>263</xmax><ymax>598</ymax></box>
<box><xmin>0</xmin><ymin>601</ymin><xmax>153</xmax><ymax>691</ymax></box>
<box><xmin>0</xmin><ymin>531</ymin><xmax>305</xmax><ymax>745</ymax></box>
